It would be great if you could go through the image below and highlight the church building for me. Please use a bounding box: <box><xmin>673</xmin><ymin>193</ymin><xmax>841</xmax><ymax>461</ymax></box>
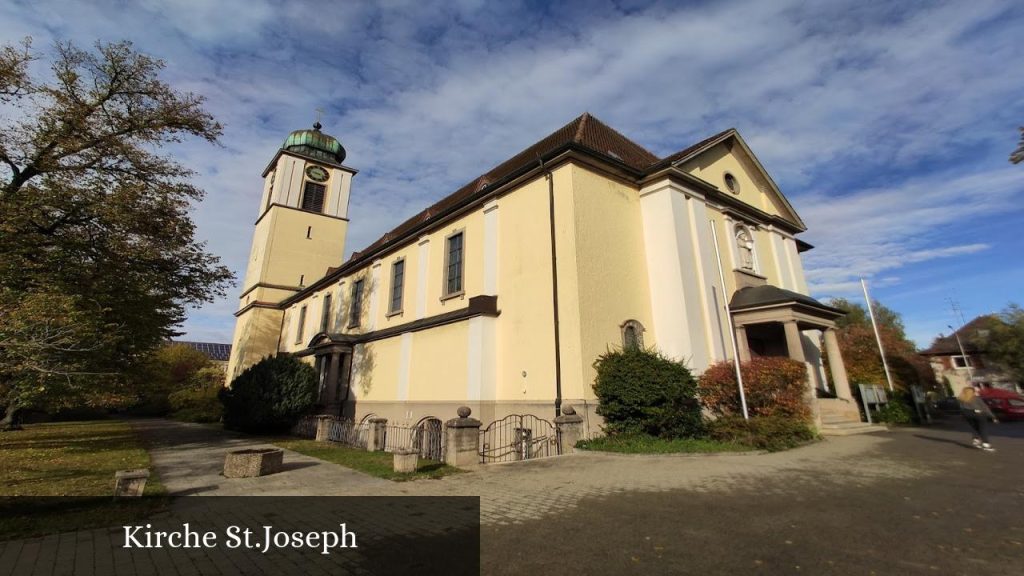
<box><xmin>226</xmin><ymin>113</ymin><xmax>861</xmax><ymax>435</ymax></box>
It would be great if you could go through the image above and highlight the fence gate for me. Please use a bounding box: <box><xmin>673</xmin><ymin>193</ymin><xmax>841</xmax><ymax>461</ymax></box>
<box><xmin>414</xmin><ymin>417</ymin><xmax>445</xmax><ymax>462</ymax></box>
<box><xmin>479</xmin><ymin>414</ymin><xmax>559</xmax><ymax>463</ymax></box>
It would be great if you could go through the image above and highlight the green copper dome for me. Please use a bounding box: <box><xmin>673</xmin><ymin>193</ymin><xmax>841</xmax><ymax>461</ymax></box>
<box><xmin>282</xmin><ymin>122</ymin><xmax>346</xmax><ymax>164</ymax></box>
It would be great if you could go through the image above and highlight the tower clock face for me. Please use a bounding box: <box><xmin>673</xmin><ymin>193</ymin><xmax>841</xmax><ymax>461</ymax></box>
<box><xmin>306</xmin><ymin>166</ymin><xmax>329</xmax><ymax>182</ymax></box>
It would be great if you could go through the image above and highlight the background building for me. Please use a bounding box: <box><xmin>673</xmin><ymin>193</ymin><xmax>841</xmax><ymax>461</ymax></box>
<box><xmin>921</xmin><ymin>316</ymin><xmax>1022</xmax><ymax>394</ymax></box>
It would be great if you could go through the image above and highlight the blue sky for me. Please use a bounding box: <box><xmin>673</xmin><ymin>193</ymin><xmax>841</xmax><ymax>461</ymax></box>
<box><xmin>2</xmin><ymin>0</ymin><xmax>1022</xmax><ymax>348</ymax></box>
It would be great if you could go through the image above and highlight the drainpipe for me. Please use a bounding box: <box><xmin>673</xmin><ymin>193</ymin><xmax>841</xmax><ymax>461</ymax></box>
<box><xmin>540</xmin><ymin>157</ymin><xmax>563</xmax><ymax>417</ymax></box>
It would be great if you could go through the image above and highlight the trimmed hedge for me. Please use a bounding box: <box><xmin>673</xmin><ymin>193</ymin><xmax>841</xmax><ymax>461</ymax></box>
<box><xmin>707</xmin><ymin>415</ymin><xmax>816</xmax><ymax>451</ymax></box>
<box><xmin>698</xmin><ymin>356</ymin><xmax>811</xmax><ymax>420</ymax></box>
<box><xmin>592</xmin><ymin>347</ymin><xmax>703</xmax><ymax>438</ymax></box>
<box><xmin>219</xmin><ymin>355</ymin><xmax>317</xmax><ymax>433</ymax></box>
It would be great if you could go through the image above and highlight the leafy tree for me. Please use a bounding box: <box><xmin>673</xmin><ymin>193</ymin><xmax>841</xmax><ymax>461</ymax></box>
<box><xmin>986</xmin><ymin>304</ymin><xmax>1024</xmax><ymax>383</ymax></box>
<box><xmin>825</xmin><ymin>298</ymin><xmax>933</xmax><ymax>391</ymax></box>
<box><xmin>1012</xmin><ymin>127</ymin><xmax>1024</xmax><ymax>164</ymax></box>
<box><xmin>0</xmin><ymin>39</ymin><xmax>232</xmax><ymax>429</ymax></box>
<box><xmin>131</xmin><ymin>343</ymin><xmax>214</xmax><ymax>415</ymax></box>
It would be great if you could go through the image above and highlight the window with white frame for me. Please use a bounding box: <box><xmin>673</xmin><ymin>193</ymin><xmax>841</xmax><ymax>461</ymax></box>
<box><xmin>295</xmin><ymin>305</ymin><xmax>307</xmax><ymax>344</ymax></box>
<box><xmin>389</xmin><ymin>259</ymin><xmax>405</xmax><ymax>314</ymax></box>
<box><xmin>348</xmin><ymin>279</ymin><xmax>364</xmax><ymax>328</ymax></box>
<box><xmin>444</xmin><ymin>231</ymin><xmax>464</xmax><ymax>298</ymax></box>
<box><xmin>320</xmin><ymin>293</ymin><xmax>332</xmax><ymax>332</ymax></box>
<box><xmin>952</xmin><ymin>355</ymin><xmax>972</xmax><ymax>369</ymax></box>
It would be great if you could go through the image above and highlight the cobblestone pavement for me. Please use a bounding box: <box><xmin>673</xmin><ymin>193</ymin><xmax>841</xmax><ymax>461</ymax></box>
<box><xmin>130</xmin><ymin>418</ymin><xmax>930</xmax><ymax>526</ymax></box>
<box><xmin>4</xmin><ymin>416</ymin><xmax>1022</xmax><ymax>575</ymax></box>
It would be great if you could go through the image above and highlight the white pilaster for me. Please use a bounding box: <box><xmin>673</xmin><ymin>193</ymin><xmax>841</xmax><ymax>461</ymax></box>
<box><xmin>640</xmin><ymin>180</ymin><xmax>712</xmax><ymax>370</ymax></box>
<box><xmin>768</xmin><ymin>229</ymin><xmax>788</xmax><ymax>290</ymax></box>
<box><xmin>483</xmin><ymin>200</ymin><xmax>499</xmax><ymax>294</ymax></box>
<box><xmin>784</xmin><ymin>237</ymin><xmax>809</xmax><ymax>294</ymax></box>
<box><xmin>368</xmin><ymin>261</ymin><xmax>382</xmax><ymax>330</ymax></box>
<box><xmin>397</xmin><ymin>333</ymin><xmax>412</xmax><ymax>401</ymax></box>
<box><xmin>465</xmin><ymin>316</ymin><xmax>497</xmax><ymax>402</ymax></box>
<box><xmin>685</xmin><ymin>195</ymin><xmax>727</xmax><ymax>364</ymax></box>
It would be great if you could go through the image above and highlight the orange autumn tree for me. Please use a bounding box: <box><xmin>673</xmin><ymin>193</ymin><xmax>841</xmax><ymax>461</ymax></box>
<box><xmin>824</xmin><ymin>298</ymin><xmax>934</xmax><ymax>392</ymax></box>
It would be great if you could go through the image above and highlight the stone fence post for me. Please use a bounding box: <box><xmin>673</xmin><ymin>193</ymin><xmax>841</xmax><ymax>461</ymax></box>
<box><xmin>315</xmin><ymin>415</ymin><xmax>333</xmax><ymax>442</ymax></box>
<box><xmin>366</xmin><ymin>417</ymin><xmax>388</xmax><ymax>452</ymax></box>
<box><xmin>554</xmin><ymin>406</ymin><xmax>584</xmax><ymax>455</ymax></box>
<box><xmin>445</xmin><ymin>406</ymin><xmax>481</xmax><ymax>467</ymax></box>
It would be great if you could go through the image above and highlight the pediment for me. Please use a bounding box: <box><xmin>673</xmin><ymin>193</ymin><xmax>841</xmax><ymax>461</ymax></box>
<box><xmin>672</xmin><ymin>131</ymin><xmax>805</xmax><ymax>230</ymax></box>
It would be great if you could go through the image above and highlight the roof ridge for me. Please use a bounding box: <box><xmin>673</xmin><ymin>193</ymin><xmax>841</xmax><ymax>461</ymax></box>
<box><xmin>573</xmin><ymin>112</ymin><xmax>590</xmax><ymax>143</ymax></box>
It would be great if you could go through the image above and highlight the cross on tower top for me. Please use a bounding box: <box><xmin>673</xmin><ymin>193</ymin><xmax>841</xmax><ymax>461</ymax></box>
<box><xmin>313</xmin><ymin>107</ymin><xmax>324</xmax><ymax>131</ymax></box>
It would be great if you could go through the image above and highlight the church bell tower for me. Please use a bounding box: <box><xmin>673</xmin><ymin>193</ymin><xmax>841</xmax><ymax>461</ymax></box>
<box><xmin>226</xmin><ymin>122</ymin><xmax>355</xmax><ymax>381</ymax></box>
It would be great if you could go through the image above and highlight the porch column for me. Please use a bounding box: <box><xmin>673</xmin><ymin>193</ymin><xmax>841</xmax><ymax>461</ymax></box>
<box><xmin>734</xmin><ymin>325</ymin><xmax>752</xmax><ymax>362</ymax></box>
<box><xmin>326</xmin><ymin>352</ymin><xmax>341</xmax><ymax>410</ymax></box>
<box><xmin>783</xmin><ymin>321</ymin><xmax>806</xmax><ymax>363</ymax></box>
<box><xmin>823</xmin><ymin>328</ymin><xmax>853</xmax><ymax>400</ymax></box>
<box><xmin>785</xmin><ymin>320</ymin><xmax>820</xmax><ymax>428</ymax></box>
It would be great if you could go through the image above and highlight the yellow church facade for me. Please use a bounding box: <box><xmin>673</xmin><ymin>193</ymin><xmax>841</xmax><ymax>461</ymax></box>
<box><xmin>227</xmin><ymin>114</ymin><xmax>859</xmax><ymax>435</ymax></box>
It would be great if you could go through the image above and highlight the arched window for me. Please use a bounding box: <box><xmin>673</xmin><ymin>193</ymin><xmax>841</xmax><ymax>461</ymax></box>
<box><xmin>620</xmin><ymin>320</ymin><xmax>645</xmax><ymax>350</ymax></box>
<box><xmin>735</xmin><ymin>226</ymin><xmax>755</xmax><ymax>271</ymax></box>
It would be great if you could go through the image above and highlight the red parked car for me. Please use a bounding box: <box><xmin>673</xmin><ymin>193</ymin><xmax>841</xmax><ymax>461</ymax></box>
<box><xmin>979</xmin><ymin>388</ymin><xmax>1024</xmax><ymax>421</ymax></box>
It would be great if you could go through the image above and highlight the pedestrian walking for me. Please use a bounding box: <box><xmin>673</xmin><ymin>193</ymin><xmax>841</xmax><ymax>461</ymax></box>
<box><xmin>958</xmin><ymin>386</ymin><xmax>998</xmax><ymax>452</ymax></box>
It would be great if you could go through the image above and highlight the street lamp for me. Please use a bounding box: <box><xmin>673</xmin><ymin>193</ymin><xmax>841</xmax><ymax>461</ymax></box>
<box><xmin>947</xmin><ymin>324</ymin><xmax>975</xmax><ymax>387</ymax></box>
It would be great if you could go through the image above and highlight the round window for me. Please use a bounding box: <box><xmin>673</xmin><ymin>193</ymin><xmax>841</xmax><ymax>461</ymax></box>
<box><xmin>724</xmin><ymin>172</ymin><xmax>739</xmax><ymax>194</ymax></box>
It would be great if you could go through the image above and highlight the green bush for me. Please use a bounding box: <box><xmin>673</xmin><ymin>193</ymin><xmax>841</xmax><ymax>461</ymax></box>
<box><xmin>219</xmin><ymin>355</ymin><xmax>317</xmax><ymax>433</ymax></box>
<box><xmin>707</xmin><ymin>415</ymin><xmax>816</xmax><ymax>452</ymax></box>
<box><xmin>168</xmin><ymin>367</ymin><xmax>224</xmax><ymax>423</ymax></box>
<box><xmin>872</xmin><ymin>397</ymin><xmax>914</xmax><ymax>424</ymax></box>
<box><xmin>592</xmin><ymin>347</ymin><xmax>702</xmax><ymax>438</ymax></box>
<box><xmin>698</xmin><ymin>356</ymin><xmax>811</xmax><ymax>420</ymax></box>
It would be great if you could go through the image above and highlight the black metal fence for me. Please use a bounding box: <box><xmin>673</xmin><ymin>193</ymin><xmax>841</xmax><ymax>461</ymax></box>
<box><xmin>291</xmin><ymin>414</ymin><xmax>444</xmax><ymax>462</ymax></box>
<box><xmin>479</xmin><ymin>414</ymin><xmax>559</xmax><ymax>463</ymax></box>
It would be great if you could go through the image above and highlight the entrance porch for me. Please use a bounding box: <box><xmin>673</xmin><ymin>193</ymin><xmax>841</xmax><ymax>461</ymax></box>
<box><xmin>730</xmin><ymin>285</ymin><xmax>862</xmax><ymax>429</ymax></box>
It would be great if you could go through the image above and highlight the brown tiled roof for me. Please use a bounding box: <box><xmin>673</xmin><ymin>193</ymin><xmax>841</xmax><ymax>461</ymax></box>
<box><xmin>348</xmin><ymin>113</ymin><xmax>660</xmax><ymax>264</ymax></box>
<box><xmin>921</xmin><ymin>315</ymin><xmax>1000</xmax><ymax>355</ymax></box>
<box><xmin>290</xmin><ymin>112</ymin><xmax>738</xmax><ymax>301</ymax></box>
<box><xmin>646</xmin><ymin>128</ymin><xmax>735</xmax><ymax>172</ymax></box>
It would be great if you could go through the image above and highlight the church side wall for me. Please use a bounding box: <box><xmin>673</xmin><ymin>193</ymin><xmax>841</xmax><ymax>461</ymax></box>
<box><xmin>567</xmin><ymin>165</ymin><xmax>655</xmax><ymax>403</ymax></box>
<box><xmin>274</xmin><ymin>166</ymin><xmax>578</xmax><ymax>424</ymax></box>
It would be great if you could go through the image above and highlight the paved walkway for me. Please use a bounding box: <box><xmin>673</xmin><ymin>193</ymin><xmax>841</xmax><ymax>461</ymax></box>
<box><xmin>129</xmin><ymin>419</ymin><xmax>389</xmax><ymax>496</ymax></box>
<box><xmin>130</xmin><ymin>418</ymin><xmax>925</xmax><ymax>526</ymax></box>
<box><xmin>4</xmin><ymin>416</ymin><xmax>1023</xmax><ymax>574</ymax></box>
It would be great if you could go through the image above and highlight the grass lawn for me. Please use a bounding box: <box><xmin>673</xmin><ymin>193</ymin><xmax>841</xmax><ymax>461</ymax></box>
<box><xmin>271</xmin><ymin>438</ymin><xmax>464</xmax><ymax>481</ymax></box>
<box><xmin>575</xmin><ymin>433</ymin><xmax>754</xmax><ymax>454</ymax></box>
<box><xmin>0</xmin><ymin>419</ymin><xmax>168</xmax><ymax>540</ymax></box>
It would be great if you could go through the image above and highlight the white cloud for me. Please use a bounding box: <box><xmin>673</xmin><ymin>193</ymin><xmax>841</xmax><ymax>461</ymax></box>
<box><xmin>2</xmin><ymin>0</ymin><xmax>1023</xmax><ymax>344</ymax></box>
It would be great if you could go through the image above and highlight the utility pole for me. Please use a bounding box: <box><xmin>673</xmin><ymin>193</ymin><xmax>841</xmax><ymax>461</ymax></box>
<box><xmin>861</xmin><ymin>278</ymin><xmax>895</xmax><ymax>392</ymax></box>
<box><xmin>947</xmin><ymin>298</ymin><xmax>975</xmax><ymax>387</ymax></box>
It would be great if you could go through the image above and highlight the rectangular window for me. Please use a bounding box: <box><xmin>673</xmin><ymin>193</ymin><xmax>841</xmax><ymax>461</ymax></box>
<box><xmin>295</xmin><ymin>305</ymin><xmax>307</xmax><ymax>344</ymax></box>
<box><xmin>301</xmin><ymin>182</ymin><xmax>326</xmax><ymax>212</ymax></box>
<box><xmin>389</xmin><ymin>259</ymin><xmax>405</xmax><ymax>314</ymax></box>
<box><xmin>348</xmin><ymin>279</ymin><xmax>364</xmax><ymax>328</ymax></box>
<box><xmin>444</xmin><ymin>231</ymin><xmax>464</xmax><ymax>297</ymax></box>
<box><xmin>320</xmin><ymin>293</ymin><xmax>332</xmax><ymax>332</ymax></box>
<box><xmin>952</xmin><ymin>356</ymin><xmax>972</xmax><ymax>369</ymax></box>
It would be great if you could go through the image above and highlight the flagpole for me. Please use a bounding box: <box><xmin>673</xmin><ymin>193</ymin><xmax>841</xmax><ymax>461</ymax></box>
<box><xmin>710</xmin><ymin>220</ymin><xmax>749</xmax><ymax>419</ymax></box>
<box><xmin>861</xmin><ymin>278</ymin><xmax>895</xmax><ymax>392</ymax></box>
